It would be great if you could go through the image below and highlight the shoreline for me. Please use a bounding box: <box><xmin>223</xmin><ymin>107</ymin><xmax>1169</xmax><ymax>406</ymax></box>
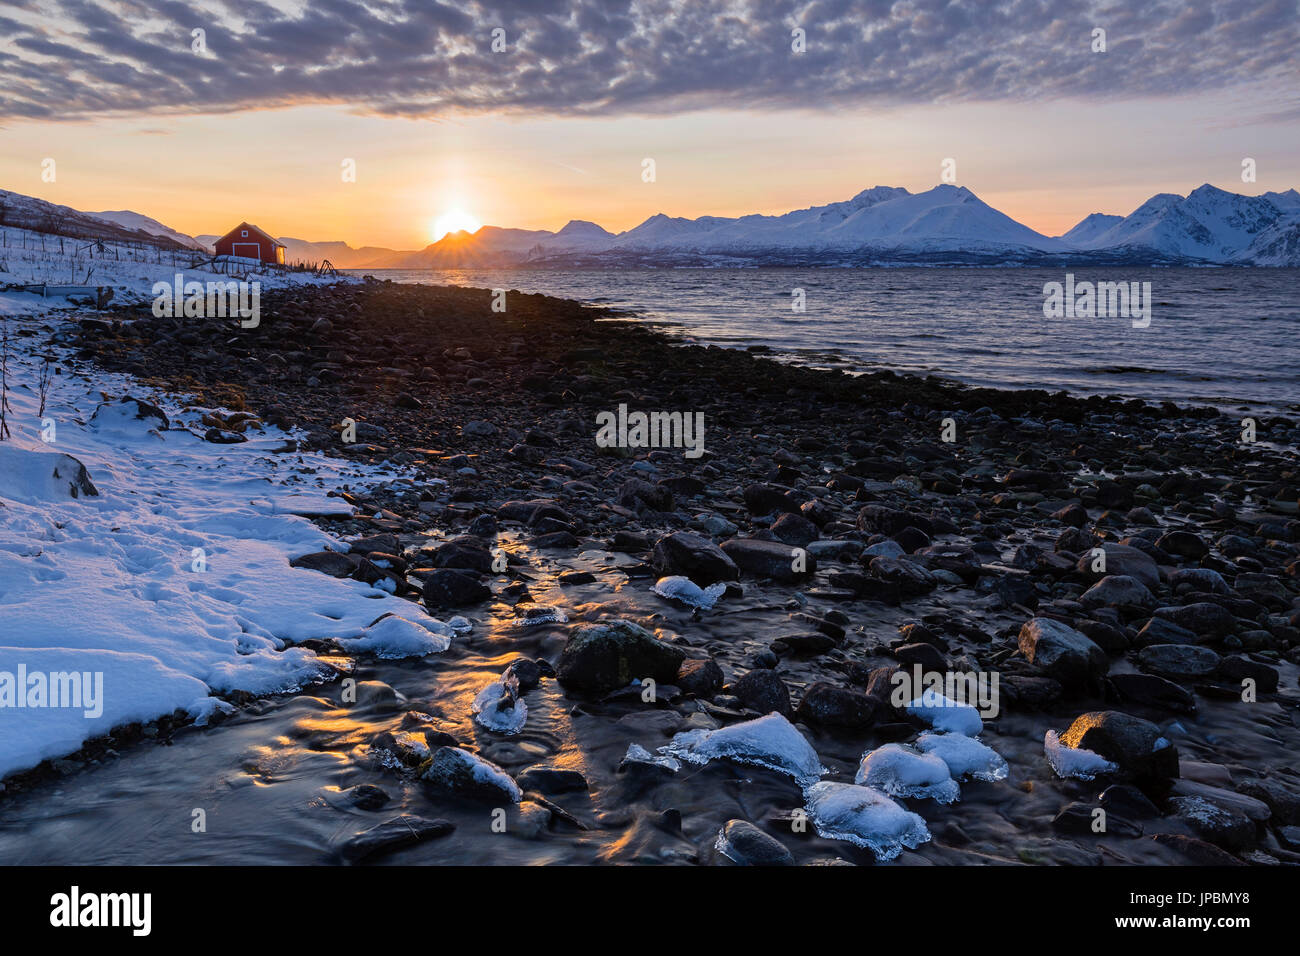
<box><xmin>4</xmin><ymin>277</ymin><xmax>1300</xmax><ymax>865</ymax></box>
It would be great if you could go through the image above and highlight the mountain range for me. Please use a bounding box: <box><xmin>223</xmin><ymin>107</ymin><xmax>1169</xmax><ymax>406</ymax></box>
<box><xmin>8</xmin><ymin>183</ymin><xmax>1300</xmax><ymax>267</ymax></box>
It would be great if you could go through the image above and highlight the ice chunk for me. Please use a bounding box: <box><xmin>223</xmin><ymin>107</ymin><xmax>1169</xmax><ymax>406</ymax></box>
<box><xmin>652</xmin><ymin>575</ymin><xmax>727</xmax><ymax>610</ymax></box>
<box><xmin>471</xmin><ymin>679</ymin><xmax>528</xmax><ymax>734</ymax></box>
<box><xmin>1044</xmin><ymin>729</ymin><xmax>1118</xmax><ymax>780</ymax></box>
<box><xmin>916</xmin><ymin>733</ymin><xmax>1009</xmax><ymax>782</ymax></box>
<box><xmin>338</xmin><ymin>614</ymin><xmax>452</xmax><ymax>659</ymax></box>
<box><xmin>856</xmin><ymin>743</ymin><xmax>960</xmax><ymax>803</ymax></box>
<box><xmin>620</xmin><ymin>743</ymin><xmax>681</xmax><ymax>773</ymax></box>
<box><xmin>660</xmin><ymin>712</ymin><xmax>825</xmax><ymax>785</ymax></box>
<box><xmin>804</xmin><ymin>781</ymin><xmax>931</xmax><ymax>861</ymax></box>
<box><xmin>904</xmin><ymin>687</ymin><xmax>983</xmax><ymax>736</ymax></box>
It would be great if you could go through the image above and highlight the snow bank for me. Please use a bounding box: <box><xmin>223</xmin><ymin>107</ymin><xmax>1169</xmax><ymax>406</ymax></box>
<box><xmin>660</xmin><ymin>712</ymin><xmax>825</xmax><ymax>785</ymax></box>
<box><xmin>0</xmin><ymin>315</ymin><xmax>449</xmax><ymax>779</ymax></box>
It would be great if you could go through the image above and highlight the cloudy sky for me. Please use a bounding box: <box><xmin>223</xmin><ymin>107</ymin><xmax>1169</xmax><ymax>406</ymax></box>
<box><xmin>1</xmin><ymin>0</ymin><xmax>1296</xmax><ymax>247</ymax></box>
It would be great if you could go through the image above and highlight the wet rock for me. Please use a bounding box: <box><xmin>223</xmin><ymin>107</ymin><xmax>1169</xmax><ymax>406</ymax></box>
<box><xmin>1053</xmin><ymin>502</ymin><xmax>1089</xmax><ymax>527</ymax></box>
<box><xmin>290</xmin><ymin>550</ymin><xmax>358</xmax><ymax>577</ymax></box>
<box><xmin>857</xmin><ymin>504</ymin><xmax>933</xmax><ymax>536</ymax></box>
<box><xmin>867</xmin><ymin>556</ymin><xmax>936</xmax><ymax>596</ymax></box>
<box><xmin>1018</xmin><ymin>617</ymin><xmax>1108</xmax><ymax>687</ymax></box>
<box><xmin>721</xmin><ymin>537</ymin><xmax>815</xmax><ymax>582</ymax></box>
<box><xmin>796</xmin><ymin>683</ymin><xmax>877</xmax><ymax>730</ymax></box>
<box><xmin>892</xmin><ymin>642</ymin><xmax>947</xmax><ymax>670</ymax></box>
<box><xmin>1236</xmin><ymin>779</ymin><xmax>1300</xmax><ymax>825</ymax></box>
<box><xmin>1169</xmin><ymin>796</ymin><xmax>1255</xmax><ymax>851</ymax></box>
<box><xmin>732</xmin><ymin>669</ymin><xmax>792</xmax><ymax>717</ymax></box>
<box><xmin>770</xmin><ymin>512</ymin><xmax>819</xmax><ymax>547</ymax></box>
<box><xmin>652</xmin><ymin>531</ymin><xmax>739</xmax><ymax>584</ymax></box>
<box><xmin>422</xmin><ymin>568</ymin><xmax>491</xmax><ymax>609</ymax></box>
<box><xmin>1217</xmin><ymin>655</ymin><xmax>1279</xmax><ymax>693</ymax></box>
<box><xmin>337</xmin><ymin>814</ymin><xmax>455</xmax><ymax>864</ymax></box>
<box><xmin>1100</xmin><ymin>783</ymin><xmax>1160</xmax><ymax>819</ymax></box>
<box><xmin>618</xmin><ymin>477</ymin><xmax>673</xmax><ymax>513</ymax></box>
<box><xmin>675</xmin><ymin>657</ymin><xmax>724</xmax><ymax>697</ymax></box>
<box><xmin>1107</xmin><ymin>672</ymin><xmax>1196</xmax><ymax>713</ymax></box>
<box><xmin>1156</xmin><ymin>530</ymin><xmax>1209</xmax><ymax>560</ymax></box>
<box><xmin>1151</xmin><ymin>603</ymin><xmax>1237</xmax><ymax>639</ymax></box>
<box><xmin>744</xmin><ymin>483</ymin><xmax>806</xmax><ymax>516</ymax></box>
<box><xmin>772</xmin><ymin>633</ymin><xmax>837</xmax><ymax>655</ymax></box>
<box><xmin>461</xmin><ymin>420</ymin><xmax>497</xmax><ymax>437</ymax></box>
<box><xmin>1058</xmin><ymin>711</ymin><xmax>1179</xmax><ymax>782</ymax></box>
<box><xmin>1075</xmin><ymin>543</ymin><xmax>1160</xmax><ymax>590</ymax></box>
<box><xmin>999</xmin><ymin>675</ymin><xmax>1063</xmax><ymax>710</ymax></box>
<box><xmin>420</xmin><ymin>747</ymin><xmax>521</xmax><ymax>803</ymax></box>
<box><xmin>428</xmin><ymin>535</ymin><xmax>494</xmax><ymax>573</ymax></box>
<box><xmin>1134</xmin><ymin>617</ymin><xmax>1199</xmax><ymax>647</ymax></box>
<box><xmin>715</xmin><ymin>819</ymin><xmax>794</xmax><ymax>866</ymax></box>
<box><xmin>343</xmin><ymin>783</ymin><xmax>392</xmax><ymax>811</ymax></box>
<box><xmin>1169</xmin><ymin>567</ymin><xmax>1230</xmax><ymax>595</ymax></box>
<box><xmin>1080</xmin><ymin>575</ymin><xmax>1156</xmax><ymax>610</ymax></box>
<box><xmin>556</xmin><ymin>620</ymin><xmax>686</xmax><ymax>694</ymax></box>
<box><xmin>1137</xmin><ymin>643</ymin><xmax>1221</xmax><ymax>681</ymax></box>
<box><xmin>1148</xmin><ymin>833</ymin><xmax>1244</xmax><ymax>865</ymax></box>
<box><xmin>516</xmin><ymin>768</ymin><xmax>589</xmax><ymax>795</ymax></box>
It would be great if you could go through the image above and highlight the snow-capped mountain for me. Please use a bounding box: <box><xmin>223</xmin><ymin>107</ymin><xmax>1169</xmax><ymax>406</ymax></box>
<box><xmin>0</xmin><ymin>189</ymin><xmax>198</xmax><ymax>251</ymax></box>
<box><xmin>1059</xmin><ymin>212</ymin><xmax>1124</xmax><ymax>245</ymax></box>
<box><xmin>86</xmin><ymin>209</ymin><xmax>205</xmax><ymax>250</ymax></box>
<box><xmin>1068</xmin><ymin>184</ymin><xmax>1295</xmax><ymax>263</ymax></box>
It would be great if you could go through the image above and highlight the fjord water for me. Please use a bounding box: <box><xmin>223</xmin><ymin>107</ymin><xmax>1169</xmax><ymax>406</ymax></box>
<box><xmin>364</xmin><ymin>267</ymin><xmax>1300</xmax><ymax>413</ymax></box>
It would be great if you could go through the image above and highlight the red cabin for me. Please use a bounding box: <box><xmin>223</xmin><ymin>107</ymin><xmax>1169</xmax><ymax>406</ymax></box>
<box><xmin>214</xmin><ymin>221</ymin><xmax>285</xmax><ymax>265</ymax></box>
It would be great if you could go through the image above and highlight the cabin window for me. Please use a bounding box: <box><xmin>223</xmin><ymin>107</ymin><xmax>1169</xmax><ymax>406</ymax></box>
<box><xmin>240</xmin><ymin>230</ymin><xmax>248</xmax><ymax>237</ymax></box>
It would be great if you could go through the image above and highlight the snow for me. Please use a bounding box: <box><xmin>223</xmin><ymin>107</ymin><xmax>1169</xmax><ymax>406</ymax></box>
<box><xmin>916</xmin><ymin>733</ymin><xmax>1009</xmax><ymax>782</ymax></box>
<box><xmin>651</xmin><ymin>575</ymin><xmax>726</xmax><ymax>609</ymax></box>
<box><xmin>904</xmin><ymin>687</ymin><xmax>984</xmax><ymax>736</ymax></box>
<box><xmin>660</xmin><ymin>712</ymin><xmax>825</xmax><ymax>785</ymax></box>
<box><xmin>1043</xmin><ymin>729</ymin><xmax>1119</xmax><ymax>781</ymax></box>
<box><xmin>855</xmin><ymin>743</ymin><xmax>960</xmax><ymax>804</ymax></box>
<box><xmin>85</xmin><ymin>210</ymin><xmax>206</xmax><ymax>251</ymax></box>
<box><xmin>0</xmin><ymin>312</ymin><xmax>455</xmax><ymax>779</ymax></box>
<box><xmin>803</xmin><ymin>781</ymin><xmax>932</xmax><ymax>861</ymax></box>
<box><xmin>471</xmin><ymin>679</ymin><xmax>527</xmax><ymax>735</ymax></box>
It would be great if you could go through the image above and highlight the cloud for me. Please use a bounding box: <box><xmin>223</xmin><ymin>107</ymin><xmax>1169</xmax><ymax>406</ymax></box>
<box><xmin>0</xmin><ymin>0</ymin><xmax>1295</xmax><ymax>121</ymax></box>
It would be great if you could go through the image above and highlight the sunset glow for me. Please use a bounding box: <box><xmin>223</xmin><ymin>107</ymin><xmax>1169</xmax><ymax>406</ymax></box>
<box><xmin>431</xmin><ymin>209</ymin><xmax>481</xmax><ymax>243</ymax></box>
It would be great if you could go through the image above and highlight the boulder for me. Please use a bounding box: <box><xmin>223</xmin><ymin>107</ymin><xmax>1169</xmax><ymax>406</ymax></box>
<box><xmin>1018</xmin><ymin>618</ymin><xmax>1108</xmax><ymax>687</ymax></box>
<box><xmin>556</xmin><ymin>620</ymin><xmax>686</xmax><ymax>694</ymax></box>
<box><xmin>652</xmin><ymin>531</ymin><xmax>739</xmax><ymax>584</ymax></box>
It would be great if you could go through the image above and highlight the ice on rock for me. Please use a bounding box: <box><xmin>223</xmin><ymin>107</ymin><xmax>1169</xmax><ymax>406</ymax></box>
<box><xmin>514</xmin><ymin>603</ymin><xmax>568</xmax><ymax>625</ymax></box>
<box><xmin>652</xmin><ymin>575</ymin><xmax>727</xmax><ymax>610</ymax></box>
<box><xmin>660</xmin><ymin>712</ymin><xmax>825</xmax><ymax>785</ymax></box>
<box><xmin>905</xmin><ymin>687</ymin><xmax>983</xmax><ymax>736</ymax></box>
<box><xmin>620</xmin><ymin>743</ymin><xmax>681</xmax><ymax>773</ymax></box>
<box><xmin>916</xmin><ymin>733</ymin><xmax>1009</xmax><ymax>782</ymax></box>
<box><xmin>1044</xmin><ymin>729</ymin><xmax>1118</xmax><ymax>780</ymax></box>
<box><xmin>337</xmin><ymin>614</ymin><xmax>452</xmax><ymax>659</ymax></box>
<box><xmin>804</xmin><ymin>781</ymin><xmax>932</xmax><ymax>861</ymax></box>
<box><xmin>856</xmin><ymin>743</ymin><xmax>960</xmax><ymax>803</ymax></box>
<box><xmin>471</xmin><ymin>679</ymin><xmax>528</xmax><ymax>734</ymax></box>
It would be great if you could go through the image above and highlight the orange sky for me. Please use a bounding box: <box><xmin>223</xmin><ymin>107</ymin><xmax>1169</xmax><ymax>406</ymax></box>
<box><xmin>3</xmin><ymin>93</ymin><xmax>1297</xmax><ymax>250</ymax></box>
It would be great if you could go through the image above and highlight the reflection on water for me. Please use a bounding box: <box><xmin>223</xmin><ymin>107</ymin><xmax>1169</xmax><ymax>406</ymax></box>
<box><xmin>355</xmin><ymin>266</ymin><xmax>1300</xmax><ymax>413</ymax></box>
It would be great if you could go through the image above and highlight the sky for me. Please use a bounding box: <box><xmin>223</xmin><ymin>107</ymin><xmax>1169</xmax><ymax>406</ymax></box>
<box><xmin>1</xmin><ymin>0</ymin><xmax>1297</xmax><ymax>250</ymax></box>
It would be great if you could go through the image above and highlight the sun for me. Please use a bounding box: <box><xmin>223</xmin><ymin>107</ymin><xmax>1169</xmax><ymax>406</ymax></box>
<box><xmin>431</xmin><ymin>209</ymin><xmax>481</xmax><ymax>242</ymax></box>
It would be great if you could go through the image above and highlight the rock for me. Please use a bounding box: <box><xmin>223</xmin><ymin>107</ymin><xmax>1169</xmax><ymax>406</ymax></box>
<box><xmin>743</xmin><ymin>483</ymin><xmax>805</xmax><ymax>516</ymax></box>
<box><xmin>732</xmin><ymin>669</ymin><xmax>792</xmax><ymax>716</ymax></box>
<box><xmin>1058</xmin><ymin>711</ymin><xmax>1179</xmax><ymax>782</ymax></box>
<box><xmin>290</xmin><ymin>549</ymin><xmax>357</xmax><ymax>577</ymax></box>
<box><xmin>857</xmin><ymin>504</ymin><xmax>933</xmax><ymax>536</ymax></box>
<box><xmin>1236</xmin><ymin>779</ymin><xmax>1300</xmax><ymax>825</ymax></box>
<box><xmin>1169</xmin><ymin>567</ymin><xmax>1230</xmax><ymax>595</ymax></box>
<box><xmin>1151</xmin><ymin>603</ymin><xmax>1237</xmax><ymax>639</ymax></box>
<box><xmin>343</xmin><ymin>783</ymin><xmax>391</xmax><ymax>811</ymax></box>
<box><xmin>336</xmin><ymin>814</ymin><xmax>454</xmax><ymax>863</ymax></box>
<box><xmin>721</xmin><ymin>537</ymin><xmax>815</xmax><ymax>582</ymax></box>
<box><xmin>422</xmin><ymin>568</ymin><xmax>491</xmax><ymax>609</ymax></box>
<box><xmin>461</xmin><ymin>420</ymin><xmax>497</xmax><ymax>437</ymax></box>
<box><xmin>516</xmin><ymin>768</ymin><xmax>589</xmax><ymax>795</ymax></box>
<box><xmin>892</xmin><ymin>642</ymin><xmax>947</xmax><ymax>670</ymax></box>
<box><xmin>715</xmin><ymin>820</ymin><xmax>795</xmax><ymax>866</ymax></box>
<box><xmin>1075</xmin><ymin>543</ymin><xmax>1160</xmax><ymax>590</ymax></box>
<box><xmin>1148</xmin><ymin>833</ymin><xmax>1244</xmax><ymax>865</ymax></box>
<box><xmin>1134</xmin><ymin>617</ymin><xmax>1200</xmax><ymax>647</ymax></box>
<box><xmin>618</xmin><ymin>477</ymin><xmax>673</xmax><ymax>512</ymax></box>
<box><xmin>420</xmin><ymin>747</ymin><xmax>521</xmax><ymax>803</ymax></box>
<box><xmin>652</xmin><ymin>531</ymin><xmax>739</xmax><ymax>584</ymax></box>
<box><xmin>1053</xmin><ymin>502</ymin><xmax>1089</xmax><ymax>527</ymax></box>
<box><xmin>1170</xmin><ymin>780</ymin><xmax>1271</xmax><ymax>822</ymax></box>
<box><xmin>772</xmin><ymin>633</ymin><xmax>837</xmax><ymax>655</ymax></box>
<box><xmin>675</xmin><ymin>657</ymin><xmax>724</xmax><ymax>697</ymax></box>
<box><xmin>1080</xmin><ymin>575</ymin><xmax>1156</xmax><ymax>609</ymax></box>
<box><xmin>867</xmin><ymin>556</ymin><xmax>937</xmax><ymax>596</ymax></box>
<box><xmin>0</xmin><ymin>446</ymin><xmax>100</xmax><ymax>500</ymax></box>
<box><xmin>204</xmin><ymin>427</ymin><xmax>247</xmax><ymax>444</ymax></box>
<box><xmin>1107</xmin><ymin>672</ymin><xmax>1196</xmax><ymax>713</ymax></box>
<box><xmin>1169</xmin><ymin>796</ymin><xmax>1255</xmax><ymax>851</ymax></box>
<box><xmin>1137</xmin><ymin>643</ymin><xmax>1221</xmax><ymax>680</ymax></box>
<box><xmin>770</xmin><ymin>512</ymin><xmax>819</xmax><ymax>547</ymax></box>
<box><xmin>1100</xmin><ymin>783</ymin><xmax>1160</xmax><ymax>818</ymax></box>
<box><xmin>556</xmin><ymin>620</ymin><xmax>686</xmax><ymax>694</ymax></box>
<box><xmin>795</xmin><ymin>683</ymin><xmax>877</xmax><ymax>729</ymax></box>
<box><xmin>428</xmin><ymin>535</ymin><xmax>494</xmax><ymax>573</ymax></box>
<box><xmin>1018</xmin><ymin>617</ymin><xmax>1108</xmax><ymax>687</ymax></box>
<box><xmin>1156</xmin><ymin>530</ymin><xmax>1209</xmax><ymax>559</ymax></box>
<box><xmin>1216</xmin><ymin>655</ymin><xmax>1279</xmax><ymax>693</ymax></box>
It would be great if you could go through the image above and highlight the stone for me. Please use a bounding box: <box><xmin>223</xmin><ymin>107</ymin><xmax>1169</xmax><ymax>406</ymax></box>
<box><xmin>1075</xmin><ymin>543</ymin><xmax>1160</xmax><ymax>589</ymax></box>
<box><xmin>1151</xmin><ymin>603</ymin><xmax>1237</xmax><ymax>639</ymax></box>
<box><xmin>721</xmin><ymin>537</ymin><xmax>816</xmax><ymax>582</ymax></box>
<box><xmin>732</xmin><ymin>669</ymin><xmax>792</xmax><ymax>717</ymax></box>
<box><xmin>1018</xmin><ymin>617</ymin><xmax>1108</xmax><ymax>687</ymax></box>
<box><xmin>1058</xmin><ymin>710</ymin><xmax>1179</xmax><ymax>782</ymax></box>
<box><xmin>652</xmin><ymin>531</ymin><xmax>739</xmax><ymax>584</ymax></box>
<box><xmin>422</xmin><ymin>568</ymin><xmax>491</xmax><ymax>608</ymax></box>
<box><xmin>1137</xmin><ymin>643</ymin><xmax>1221</xmax><ymax>681</ymax></box>
<box><xmin>1080</xmin><ymin>575</ymin><xmax>1156</xmax><ymax>609</ymax></box>
<box><xmin>1107</xmin><ymin>672</ymin><xmax>1196</xmax><ymax>713</ymax></box>
<box><xmin>420</xmin><ymin>747</ymin><xmax>521</xmax><ymax>803</ymax></box>
<box><xmin>716</xmin><ymin>820</ymin><xmax>794</xmax><ymax>866</ymax></box>
<box><xmin>795</xmin><ymin>683</ymin><xmax>877</xmax><ymax>729</ymax></box>
<box><xmin>290</xmin><ymin>550</ymin><xmax>358</xmax><ymax>577</ymax></box>
<box><xmin>675</xmin><ymin>657</ymin><xmax>724</xmax><ymax>697</ymax></box>
<box><xmin>337</xmin><ymin>814</ymin><xmax>454</xmax><ymax>863</ymax></box>
<box><xmin>556</xmin><ymin>620</ymin><xmax>686</xmax><ymax>694</ymax></box>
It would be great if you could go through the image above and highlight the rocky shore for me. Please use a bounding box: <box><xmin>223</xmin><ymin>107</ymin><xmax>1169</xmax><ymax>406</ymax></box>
<box><xmin>60</xmin><ymin>277</ymin><xmax>1300</xmax><ymax>865</ymax></box>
